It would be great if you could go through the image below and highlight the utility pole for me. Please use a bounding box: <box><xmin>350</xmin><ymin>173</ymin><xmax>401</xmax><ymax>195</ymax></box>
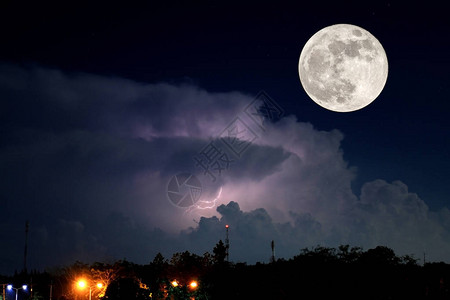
<box><xmin>270</xmin><ymin>240</ymin><xmax>275</xmax><ymax>263</ymax></box>
<box><xmin>1</xmin><ymin>283</ymin><xmax>6</xmax><ymax>300</ymax></box>
<box><xmin>24</xmin><ymin>221</ymin><xmax>29</xmax><ymax>273</ymax></box>
<box><xmin>225</xmin><ymin>225</ymin><xmax>229</xmax><ymax>262</ymax></box>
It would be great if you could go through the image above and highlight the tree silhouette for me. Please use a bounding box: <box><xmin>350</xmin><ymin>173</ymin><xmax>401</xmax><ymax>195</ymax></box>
<box><xmin>213</xmin><ymin>240</ymin><xmax>227</xmax><ymax>265</ymax></box>
<box><xmin>6</xmin><ymin>244</ymin><xmax>449</xmax><ymax>300</ymax></box>
<box><xmin>337</xmin><ymin>244</ymin><xmax>362</xmax><ymax>263</ymax></box>
<box><xmin>360</xmin><ymin>245</ymin><xmax>400</xmax><ymax>266</ymax></box>
<box><xmin>103</xmin><ymin>277</ymin><xmax>151</xmax><ymax>300</ymax></box>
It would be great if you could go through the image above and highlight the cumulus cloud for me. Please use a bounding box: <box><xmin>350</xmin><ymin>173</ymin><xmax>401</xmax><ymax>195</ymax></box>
<box><xmin>350</xmin><ymin>180</ymin><xmax>450</xmax><ymax>259</ymax></box>
<box><xmin>1</xmin><ymin>63</ymin><xmax>450</xmax><ymax>273</ymax></box>
<box><xmin>0</xmin><ymin>63</ymin><xmax>247</xmax><ymax>139</ymax></box>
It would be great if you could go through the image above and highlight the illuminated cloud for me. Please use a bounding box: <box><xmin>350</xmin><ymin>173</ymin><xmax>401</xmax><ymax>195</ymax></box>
<box><xmin>1</xmin><ymin>64</ymin><xmax>450</xmax><ymax>273</ymax></box>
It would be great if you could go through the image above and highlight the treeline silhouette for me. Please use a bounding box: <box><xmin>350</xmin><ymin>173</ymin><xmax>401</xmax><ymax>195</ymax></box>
<box><xmin>2</xmin><ymin>244</ymin><xmax>450</xmax><ymax>300</ymax></box>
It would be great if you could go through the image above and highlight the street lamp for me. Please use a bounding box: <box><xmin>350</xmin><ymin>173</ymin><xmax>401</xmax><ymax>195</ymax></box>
<box><xmin>7</xmin><ymin>284</ymin><xmax>27</xmax><ymax>300</ymax></box>
<box><xmin>168</xmin><ymin>279</ymin><xmax>199</xmax><ymax>299</ymax></box>
<box><xmin>189</xmin><ymin>281</ymin><xmax>198</xmax><ymax>289</ymax></box>
<box><xmin>77</xmin><ymin>280</ymin><xmax>87</xmax><ymax>289</ymax></box>
<box><xmin>76</xmin><ymin>279</ymin><xmax>104</xmax><ymax>300</ymax></box>
<box><xmin>77</xmin><ymin>279</ymin><xmax>91</xmax><ymax>300</ymax></box>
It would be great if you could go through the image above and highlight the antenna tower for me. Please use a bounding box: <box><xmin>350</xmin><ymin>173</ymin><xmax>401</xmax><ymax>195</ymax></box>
<box><xmin>270</xmin><ymin>240</ymin><xmax>275</xmax><ymax>263</ymax></box>
<box><xmin>24</xmin><ymin>220</ymin><xmax>29</xmax><ymax>273</ymax></box>
<box><xmin>225</xmin><ymin>225</ymin><xmax>229</xmax><ymax>262</ymax></box>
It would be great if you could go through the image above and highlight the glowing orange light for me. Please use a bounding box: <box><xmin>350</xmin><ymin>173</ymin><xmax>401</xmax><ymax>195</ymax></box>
<box><xmin>189</xmin><ymin>281</ymin><xmax>198</xmax><ymax>289</ymax></box>
<box><xmin>77</xmin><ymin>280</ymin><xmax>87</xmax><ymax>289</ymax></box>
<box><xmin>97</xmin><ymin>283</ymin><xmax>103</xmax><ymax>289</ymax></box>
<box><xmin>225</xmin><ymin>224</ymin><xmax>229</xmax><ymax>228</ymax></box>
<box><xmin>171</xmin><ymin>280</ymin><xmax>178</xmax><ymax>287</ymax></box>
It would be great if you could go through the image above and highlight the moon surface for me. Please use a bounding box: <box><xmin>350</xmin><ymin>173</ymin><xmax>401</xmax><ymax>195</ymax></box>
<box><xmin>299</xmin><ymin>24</ymin><xmax>388</xmax><ymax>112</ymax></box>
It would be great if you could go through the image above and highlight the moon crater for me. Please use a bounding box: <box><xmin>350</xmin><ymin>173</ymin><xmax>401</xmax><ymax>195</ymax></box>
<box><xmin>299</xmin><ymin>24</ymin><xmax>388</xmax><ymax>112</ymax></box>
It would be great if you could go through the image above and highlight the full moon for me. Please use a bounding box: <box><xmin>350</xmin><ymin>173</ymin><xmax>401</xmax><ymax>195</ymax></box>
<box><xmin>298</xmin><ymin>24</ymin><xmax>388</xmax><ymax>112</ymax></box>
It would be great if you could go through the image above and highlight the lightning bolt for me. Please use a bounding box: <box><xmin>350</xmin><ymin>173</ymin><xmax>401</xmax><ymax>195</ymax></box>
<box><xmin>185</xmin><ymin>187</ymin><xmax>222</xmax><ymax>214</ymax></box>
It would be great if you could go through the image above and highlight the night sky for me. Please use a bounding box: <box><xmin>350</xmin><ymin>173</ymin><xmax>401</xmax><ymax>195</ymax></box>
<box><xmin>1</xmin><ymin>1</ymin><xmax>450</xmax><ymax>275</ymax></box>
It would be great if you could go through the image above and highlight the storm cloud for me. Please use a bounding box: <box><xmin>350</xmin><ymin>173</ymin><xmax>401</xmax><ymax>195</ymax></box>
<box><xmin>1</xmin><ymin>64</ymin><xmax>449</xmax><ymax>274</ymax></box>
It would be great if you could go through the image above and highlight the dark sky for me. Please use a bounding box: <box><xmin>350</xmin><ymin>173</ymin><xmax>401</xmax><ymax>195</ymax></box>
<box><xmin>1</xmin><ymin>1</ymin><xmax>450</xmax><ymax>275</ymax></box>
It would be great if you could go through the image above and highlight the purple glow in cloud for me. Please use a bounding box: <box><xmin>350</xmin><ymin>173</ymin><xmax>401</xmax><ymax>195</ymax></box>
<box><xmin>1</xmin><ymin>64</ymin><xmax>450</xmax><ymax>274</ymax></box>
